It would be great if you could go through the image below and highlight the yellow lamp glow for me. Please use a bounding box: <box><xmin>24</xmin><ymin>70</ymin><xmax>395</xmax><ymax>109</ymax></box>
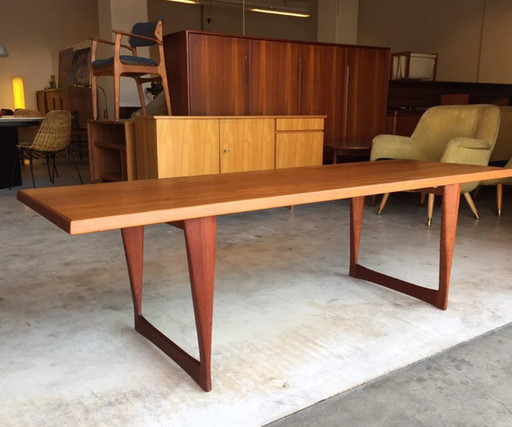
<box><xmin>12</xmin><ymin>76</ymin><xmax>25</xmax><ymax>109</ymax></box>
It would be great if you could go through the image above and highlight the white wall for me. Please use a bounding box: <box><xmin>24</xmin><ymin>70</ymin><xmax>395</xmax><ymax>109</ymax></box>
<box><xmin>357</xmin><ymin>0</ymin><xmax>512</xmax><ymax>84</ymax></box>
<box><xmin>318</xmin><ymin>0</ymin><xmax>359</xmax><ymax>45</ymax></box>
<box><xmin>478</xmin><ymin>0</ymin><xmax>512</xmax><ymax>83</ymax></box>
<box><xmin>147</xmin><ymin>0</ymin><xmax>318</xmax><ymax>41</ymax></box>
<box><xmin>0</xmin><ymin>0</ymin><xmax>98</xmax><ymax>110</ymax></box>
<box><xmin>95</xmin><ymin>0</ymin><xmax>149</xmax><ymax>117</ymax></box>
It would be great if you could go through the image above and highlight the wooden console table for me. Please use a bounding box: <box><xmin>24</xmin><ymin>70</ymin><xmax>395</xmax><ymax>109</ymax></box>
<box><xmin>17</xmin><ymin>160</ymin><xmax>512</xmax><ymax>391</ymax></box>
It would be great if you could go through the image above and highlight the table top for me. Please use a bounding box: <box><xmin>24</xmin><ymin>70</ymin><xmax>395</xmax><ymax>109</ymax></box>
<box><xmin>0</xmin><ymin>117</ymin><xmax>43</xmax><ymax>127</ymax></box>
<box><xmin>17</xmin><ymin>160</ymin><xmax>512</xmax><ymax>235</ymax></box>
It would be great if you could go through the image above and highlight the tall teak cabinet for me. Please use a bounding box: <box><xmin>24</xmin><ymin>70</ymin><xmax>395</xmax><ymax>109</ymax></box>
<box><xmin>164</xmin><ymin>30</ymin><xmax>390</xmax><ymax>148</ymax></box>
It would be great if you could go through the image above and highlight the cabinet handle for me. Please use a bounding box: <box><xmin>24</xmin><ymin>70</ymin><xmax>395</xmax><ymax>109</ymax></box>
<box><xmin>223</xmin><ymin>149</ymin><xmax>229</xmax><ymax>153</ymax></box>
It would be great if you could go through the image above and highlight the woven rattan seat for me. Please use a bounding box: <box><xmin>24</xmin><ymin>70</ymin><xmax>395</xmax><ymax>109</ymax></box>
<box><xmin>17</xmin><ymin>110</ymin><xmax>83</xmax><ymax>188</ymax></box>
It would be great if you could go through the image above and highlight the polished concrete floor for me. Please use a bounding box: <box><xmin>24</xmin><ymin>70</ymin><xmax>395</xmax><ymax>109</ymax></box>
<box><xmin>269</xmin><ymin>323</ymin><xmax>512</xmax><ymax>426</ymax></box>
<box><xmin>2</xmin><ymin>157</ymin><xmax>512</xmax><ymax>426</ymax></box>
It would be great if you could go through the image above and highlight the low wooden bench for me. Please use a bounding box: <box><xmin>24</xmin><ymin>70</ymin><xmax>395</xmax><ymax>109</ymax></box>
<box><xmin>17</xmin><ymin>160</ymin><xmax>512</xmax><ymax>391</ymax></box>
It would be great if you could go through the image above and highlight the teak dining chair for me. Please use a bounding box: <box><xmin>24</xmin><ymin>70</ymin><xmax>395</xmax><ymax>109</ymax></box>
<box><xmin>90</xmin><ymin>18</ymin><xmax>172</xmax><ymax>121</ymax></box>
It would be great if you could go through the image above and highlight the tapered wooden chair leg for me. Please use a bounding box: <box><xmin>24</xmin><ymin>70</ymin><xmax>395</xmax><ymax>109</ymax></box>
<box><xmin>420</xmin><ymin>192</ymin><xmax>426</xmax><ymax>205</ymax></box>
<box><xmin>376</xmin><ymin>193</ymin><xmax>390</xmax><ymax>215</ymax></box>
<box><xmin>463</xmin><ymin>192</ymin><xmax>480</xmax><ymax>220</ymax></box>
<box><xmin>427</xmin><ymin>193</ymin><xmax>435</xmax><ymax>226</ymax></box>
<box><xmin>497</xmin><ymin>183</ymin><xmax>503</xmax><ymax>216</ymax></box>
<box><xmin>135</xmin><ymin>78</ymin><xmax>147</xmax><ymax>116</ymax></box>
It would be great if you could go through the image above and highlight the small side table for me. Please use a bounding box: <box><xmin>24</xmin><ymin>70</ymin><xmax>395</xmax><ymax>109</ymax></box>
<box><xmin>324</xmin><ymin>139</ymin><xmax>371</xmax><ymax>164</ymax></box>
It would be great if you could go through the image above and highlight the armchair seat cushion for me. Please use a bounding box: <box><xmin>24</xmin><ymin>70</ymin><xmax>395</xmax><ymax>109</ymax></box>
<box><xmin>92</xmin><ymin>55</ymin><xmax>158</xmax><ymax>68</ymax></box>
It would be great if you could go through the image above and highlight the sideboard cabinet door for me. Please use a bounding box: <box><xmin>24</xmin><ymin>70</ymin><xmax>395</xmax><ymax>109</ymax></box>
<box><xmin>220</xmin><ymin>118</ymin><xmax>275</xmax><ymax>173</ymax></box>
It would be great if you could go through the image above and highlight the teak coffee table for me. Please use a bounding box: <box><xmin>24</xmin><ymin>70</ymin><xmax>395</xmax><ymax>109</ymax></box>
<box><xmin>17</xmin><ymin>160</ymin><xmax>512</xmax><ymax>391</ymax></box>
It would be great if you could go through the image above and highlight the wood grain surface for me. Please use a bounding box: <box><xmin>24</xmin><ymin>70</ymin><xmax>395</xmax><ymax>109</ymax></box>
<box><xmin>17</xmin><ymin>160</ymin><xmax>512</xmax><ymax>235</ymax></box>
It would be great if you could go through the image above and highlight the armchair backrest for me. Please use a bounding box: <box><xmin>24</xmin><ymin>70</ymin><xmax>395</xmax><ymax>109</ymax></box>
<box><xmin>13</xmin><ymin>109</ymin><xmax>42</xmax><ymax>117</ymax></box>
<box><xmin>490</xmin><ymin>106</ymin><xmax>512</xmax><ymax>163</ymax></box>
<box><xmin>31</xmin><ymin>110</ymin><xmax>72</xmax><ymax>152</ymax></box>
<box><xmin>129</xmin><ymin>19</ymin><xmax>162</xmax><ymax>47</ymax></box>
<box><xmin>412</xmin><ymin>104</ymin><xmax>501</xmax><ymax>161</ymax></box>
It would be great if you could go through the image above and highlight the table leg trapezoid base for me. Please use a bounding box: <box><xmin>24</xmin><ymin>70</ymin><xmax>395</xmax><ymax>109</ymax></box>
<box><xmin>349</xmin><ymin>184</ymin><xmax>461</xmax><ymax>311</ymax></box>
<box><xmin>121</xmin><ymin>216</ymin><xmax>217</xmax><ymax>392</ymax></box>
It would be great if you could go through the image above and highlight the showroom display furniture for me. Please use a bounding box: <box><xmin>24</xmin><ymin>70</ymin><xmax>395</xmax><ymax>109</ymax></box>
<box><xmin>36</xmin><ymin>87</ymin><xmax>92</xmax><ymax>128</ymax></box>
<box><xmin>90</xmin><ymin>19</ymin><xmax>171</xmax><ymax>121</ymax></box>
<box><xmin>164</xmin><ymin>30</ymin><xmax>390</xmax><ymax>150</ymax></box>
<box><xmin>87</xmin><ymin>116</ymin><xmax>324</xmax><ymax>183</ymax></box>
<box><xmin>87</xmin><ymin>120</ymin><xmax>136</xmax><ymax>182</ymax></box>
<box><xmin>18</xmin><ymin>110</ymin><xmax>83</xmax><ymax>188</ymax></box>
<box><xmin>0</xmin><ymin>116</ymin><xmax>43</xmax><ymax>189</ymax></box>
<box><xmin>371</xmin><ymin>104</ymin><xmax>501</xmax><ymax>225</ymax></box>
<box><xmin>134</xmin><ymin>115</ymin><xmax>325</xmax><ymax>178</ymax></box>
<box><xmin>477</xmin><ymin>107</ymin><xmax>512</xmax><ymax>215</ymax></box>
<box><xmin>13</xmin><ymin>108</ymin><xmax>42</xmax><ymax>152</ymax></box>
<box><xmin>489</xmin><ymin>106</ymin><xmax>512</xmax><ymax>164</ymax></box>
<box><xmin>480</xmin><ymin>156</ymin><xmax>512</xmax><ymax>216</ymax></box>
<box><xmin>17</xmin><ymin>160</ymin><xmax>512</xmax><ymax>392</ymax></box>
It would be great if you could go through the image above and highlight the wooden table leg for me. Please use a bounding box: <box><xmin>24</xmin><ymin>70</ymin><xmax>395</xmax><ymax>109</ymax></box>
<box><xmin>121</xmin><ymin>216</ymin><xmax>217</xmax><ymax>392</ymax></box>
<box><xmin>349</xmin><ymin>184</ymin><xmax>461</xmax><ymax>310</ymax></box>
<box><xmin>349</xmin><ymin>196</ymin><xmax>365</xmax><ymax>277</ymax></box>
<box><xmin>437</xmin><ymin>183</ymin><xmax>461</xmax><ymax>309</ymax></box>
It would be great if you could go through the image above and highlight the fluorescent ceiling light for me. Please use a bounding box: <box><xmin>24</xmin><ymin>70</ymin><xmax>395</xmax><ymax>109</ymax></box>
<box><xmin>164</xmin><ymin>0</ymin><xmax>311</xmax><ymax>18</ymax></box>
<box><xmin>248</xmin><ymin>8</ymin><xmax>310</xmax><ymax>18</ymax></box>
<box><xmin>166</xmin><ymin>0</ymin><xmax>198</xmax><ymax>4</ymax></box>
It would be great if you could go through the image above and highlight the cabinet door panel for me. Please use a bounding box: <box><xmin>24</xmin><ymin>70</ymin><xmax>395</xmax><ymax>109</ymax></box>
<box><xmin>249</xmin><ymin>40</ymin><xmax>301</xmax><ymax>115</ymax></box>
<box><xmin>156</xmin><ymin>119</ymin><xmax>220</xmax><ymax>178</ymax></box>
<box><xmin>220</xmin><ymin>119</ymin><xmax>275</xmax><ymax>173</ymax></box>
<box><xmin>276</xmin><ymin>132</ymin><xmax>324</xmax><ymax>169</ymax></box>
<box><xmin>345</xmin><ymin>47</ymin><xmax>390</xmax><ymax>142</ymax></box>
<box><xmin>188</xmin><ymin>34</ymin><xmax>248</xmax><ymax>115</ymax></box>
<box><xmin>300</xmin><ymin>45</ymin><xmax>347</xmax><ymax>145</ymax></box>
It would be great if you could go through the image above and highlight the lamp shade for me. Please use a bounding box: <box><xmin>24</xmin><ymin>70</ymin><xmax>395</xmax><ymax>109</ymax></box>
<box><xmin>12</xmin><ymin>76</ymin><xmax>25</xmax><ymax>109</ymax></box>
<box><xmin>0</xmin><ymin>43</ymin><xmax>8</xmax><ymax>57</ymax></box>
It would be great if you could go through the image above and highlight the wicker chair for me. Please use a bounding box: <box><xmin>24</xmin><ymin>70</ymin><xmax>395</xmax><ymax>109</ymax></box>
<box><xmin>13</xmin><ymin>108</ymin><xmax>42</xmax><ymax>150</ymax></box>
<box><xmin>13</xmin><ymin>108</ymin><xmax>41</xmax><ymax>117</ymax></box>
<box><xmin>18</xmin><ymin>110</ymin><xmax>83</xmax><ymax>188</ymax></box>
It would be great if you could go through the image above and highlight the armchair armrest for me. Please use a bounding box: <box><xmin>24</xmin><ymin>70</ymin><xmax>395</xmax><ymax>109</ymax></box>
<box><xmin>89</xmin><ymin>36</ymin><xmax>133</xmax><ymax>61</ymax></box>
<box><xmin>441</xmin><ymin>137</ymin><xmax>493</xmax><ymax>166</ymax></box>
<box><xmin>112</xmin><ymin>29</ymin><xmax>161</xmax><ymax>45</ymax></box>
<box><xmin>370</xmin><ymin>134</ymin><xmax>422</xmax><ymax>161</ymax></box>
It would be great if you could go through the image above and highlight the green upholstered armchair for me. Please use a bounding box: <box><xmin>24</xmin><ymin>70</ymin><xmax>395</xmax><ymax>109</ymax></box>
<box><xmin>371</xmin><ymin>104</ymin><xmax>501</xmax><ymax>225</ymax></box>
<box><xmin>480</xmin><ymin>107</ymin><xmax>512</xmax><ymax>215</ymax></box>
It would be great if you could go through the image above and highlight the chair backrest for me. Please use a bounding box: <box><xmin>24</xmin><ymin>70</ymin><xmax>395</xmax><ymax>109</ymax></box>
<box><xmin>412</xmin><ymin>104</ymin><xmax>501</xmax><ymax>161</ymax></box>
<box><xmin>129</xmin><ymin>19</ymin><xmax>162</xmax><ymax>47</ymax></box>
<box><xmin>490</xmin><ymin>106</ymin><xmax>512</xmax><ymax>163</ymax></box>
<box><xmin>31</xmin><ymin>110</ymin><xmax>72</xmax><ymax>152</ymax></box>
<box><xmin>13</xmin><ymin>108</ymin><xmax>42</xmax><ymax>117</ymax></box>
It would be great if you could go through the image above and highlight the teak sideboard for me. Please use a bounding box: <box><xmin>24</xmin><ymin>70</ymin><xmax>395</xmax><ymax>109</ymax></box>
<box><xmin>134</xmin><ymin>115</ymin><xmax>324</xmax><ymax>179</ymax></box>
<box><xmin>88</xmin><ymin>115</ymin><xmax>325</xmax><ymax>182</ymax></box>
<box><xmin>163</xmin><ymin>30</ymin><xmax>390</xmax><ymax>149</ymax></box>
